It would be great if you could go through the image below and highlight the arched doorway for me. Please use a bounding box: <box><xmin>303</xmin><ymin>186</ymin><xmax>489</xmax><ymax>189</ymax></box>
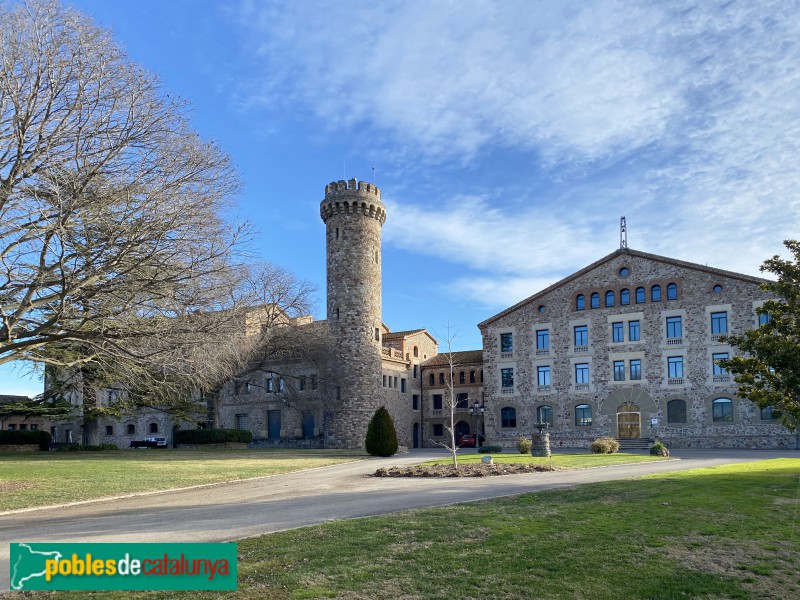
<box><xmin>412</xmin><ymin>423</ymin><xmax>420</xmax><ymax>448</ymax></box>
<box><xmin>454</xmin><ymin>420</ymin><xmax>470</xmax><ymax>440</ymax></box>
<box><xmin>617</xmin><ymin>402</ymin><xmax>641</xmax><ymax>439</ymax></box>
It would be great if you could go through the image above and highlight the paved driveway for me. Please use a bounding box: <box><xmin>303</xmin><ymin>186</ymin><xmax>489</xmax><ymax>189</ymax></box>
<box><xmin>1</xmin><ymin>448</ymin><xmax>796</xmax><ymax>591</ymax></box>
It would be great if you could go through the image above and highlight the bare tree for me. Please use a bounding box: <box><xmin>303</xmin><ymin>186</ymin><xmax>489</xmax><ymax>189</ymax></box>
<box><xmin>0</xmin><ymin>0</ymin><xmax>263</xmax><ymax>440</ymax></box>
<box><xmin>435</xmin><ymin>321</ymin><xmax>461</xmax><ymax>468</ymax></box>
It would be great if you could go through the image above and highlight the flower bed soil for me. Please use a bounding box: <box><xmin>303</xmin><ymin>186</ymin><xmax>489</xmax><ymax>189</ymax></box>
<box><xmin>373</xmin><ymin>464</ymin><xmax>557</xmax><ymax>478</ymax></box>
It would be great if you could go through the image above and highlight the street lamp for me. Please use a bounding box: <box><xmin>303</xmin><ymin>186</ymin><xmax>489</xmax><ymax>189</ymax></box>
<box><xmin>468</xmin><ymin>400</ymin><xmax>486</xmax><ymax>447</ymax></box>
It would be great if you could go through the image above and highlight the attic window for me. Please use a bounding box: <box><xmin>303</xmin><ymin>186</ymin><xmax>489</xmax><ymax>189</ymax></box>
<box><xmin>619</xmin><ymin>267</ymin><xmax>630</xmax><ymax>277</ymax></box>
<box><xmin>713</xmin><ymin>284</ymin><xmax>723</xmax><ymax>293</ymax></box>
<box><xmin>538</xmin><ymin>305</ymin><xmax>545</xmax><ymax>313</ymax></box>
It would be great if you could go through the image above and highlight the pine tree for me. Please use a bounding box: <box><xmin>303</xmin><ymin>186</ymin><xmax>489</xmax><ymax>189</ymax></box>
<box><xmin>365</xmin><ymin>406</ymin><xmax>398</xmax><ymax>457</ymax></box>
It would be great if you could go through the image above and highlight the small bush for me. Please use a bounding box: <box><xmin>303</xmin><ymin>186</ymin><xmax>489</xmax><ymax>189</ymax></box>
<box><xmin>365</xmin><ymin>406</ymin><xmax>399</xmax><ymax>457</ymax></box>
<box><xmin>174</xmin><ymin>428</ymin><xmax>253</xmax><ymax>445</ymax></box>
<box><xmin>0</xmin><ymin>429</ymin><xmax>52</xmax><ymax>450</ymax></box>
<box><xmin>479</xmin><ymin>444</ymin><xmax>503</xmax><ymax>454</ymax></box>
<box><xmin>590</xmin><ymin>437</ymin><xmax>620</xmax><ymax>454</ymax></box>
<box><xmin>650</xmin><ymin>441</ymin><xmax>670</xmax><ymax>457</ymax></box>
<box><xmin>517</xmin><ymin>437</ymin><xmax>532</xmax><ymax>454</ymax></box>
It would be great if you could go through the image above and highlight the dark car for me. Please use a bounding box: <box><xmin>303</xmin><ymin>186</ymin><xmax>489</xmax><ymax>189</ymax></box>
<box><xmin>129</xmin><ymin>437</ymin><xmax>167</xmax><ymax>449</ymax></box>
<box><xmin>457</xmin><ymin>433</ymin><xmax>485</xmax><ymax>448</ymax></box>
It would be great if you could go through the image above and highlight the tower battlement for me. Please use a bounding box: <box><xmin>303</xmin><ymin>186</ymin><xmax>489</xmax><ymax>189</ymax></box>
<box><xmin>324</xmin><ymin>178</ymin><xmax>381</xmax><ymax>200</ymax></box>
<box><xmin>320</xmin><ymin>178</ymin><xmax>386</xmax><ymax>225</ymax></box>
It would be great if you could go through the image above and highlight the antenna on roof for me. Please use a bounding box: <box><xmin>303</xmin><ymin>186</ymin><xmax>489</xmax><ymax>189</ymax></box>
<box><xmin>620</xmin><ymin>216</ymin><xmax>628</xmax><ymax>250</ymax></box>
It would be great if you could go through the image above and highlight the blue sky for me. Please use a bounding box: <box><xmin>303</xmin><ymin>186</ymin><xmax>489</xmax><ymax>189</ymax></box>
<box><xmin>3</xmin><ymin>0</ymin><xmax>800</xmax><ymax>396</ymax></box>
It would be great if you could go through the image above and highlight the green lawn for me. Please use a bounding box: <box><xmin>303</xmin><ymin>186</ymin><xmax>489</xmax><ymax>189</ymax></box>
<box><xmin>427</xmin><ymin>452</ymin><xmax>668</xmax><ymax>468</ymax></box>
<box><xmin>9</xmin><ymin>458</ymin><xmax>799</xmax><ymax>599</ymax></box>
<box><xmin>0</xmin><ymin>449</ymin><xmax>363</xmax><ymax>511</ymax></box>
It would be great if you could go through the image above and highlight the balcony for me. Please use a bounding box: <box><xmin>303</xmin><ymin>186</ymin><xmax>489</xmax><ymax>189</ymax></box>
<box><xmin>537</xmin><ymin>385</ymin><xmax>551</xmax><ymax>393</ymax></box>
<box><xmin>574</xmin><ymin>345</ymin><xmax>589</xmax><ymax>353</ymax></box>
<box><xmin>713</xmin><ymin>375</ymin><xmax>731</xmax><ymax>383</ymax></box>
<box><xmin>667</xmin><ymin>378</ymin><xmax>684</xmax><ymax>386</ymax></box>
<box><xmin>501</xmin><ymin>387</ymin><xmax>514</xmax><ymax>395</ymax></box>
<box><xmin>710</xmin><ymin>334</ymin><xmax>725</xmax><ymax>343</ymax></box>
<box><xmin>500</xmin><ymin>352</ymin><xmax>514</xmax><ymax>359</ymax></box>
<box><xmin>535</xmin><ymin>349</ymin><xmax>550</xmax><ymax>357</ymax></box>
<box><xmin>666</xmin><ymin>337</ymin><xmax>682</xmax><ymax>346</ymax></box>
<box><xmin>575</xmin><ymin>383</ymin><xmax>590</xmax><ymax>391</ymax></box>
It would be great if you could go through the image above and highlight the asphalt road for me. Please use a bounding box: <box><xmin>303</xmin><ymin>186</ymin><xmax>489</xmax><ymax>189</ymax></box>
<box><xmin>1</xmin><ymin>448</ymin><xmax>797</xmax><ymax>591</ymax></box>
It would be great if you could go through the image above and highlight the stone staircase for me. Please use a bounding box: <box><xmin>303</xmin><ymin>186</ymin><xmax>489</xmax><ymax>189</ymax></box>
<box><xmin>616</xmin><ymin>437</ymin><xmax>652</xmax><ymax>451</ymax></box>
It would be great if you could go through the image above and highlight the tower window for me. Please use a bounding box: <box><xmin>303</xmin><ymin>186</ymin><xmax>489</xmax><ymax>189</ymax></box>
<box><xmin>375</xmin><ymin>327</ymin><xmax>380</xmax><ymax>341</ymax></box>
<box><xmin>335</xmin><ymin>227</ymin><xmax>339</xmax><ymax>240</ymax></box>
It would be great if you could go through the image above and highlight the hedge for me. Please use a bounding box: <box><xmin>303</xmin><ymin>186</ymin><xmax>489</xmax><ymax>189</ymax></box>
<box><xmin>174</xmin><ymin>428</ymin><xmax>253</xmax><ymax>444</ymax></box>
<box><xmin>0</xmin><ymin>429</ymin><xmax>52</xmax><ymax>450</ymax></box>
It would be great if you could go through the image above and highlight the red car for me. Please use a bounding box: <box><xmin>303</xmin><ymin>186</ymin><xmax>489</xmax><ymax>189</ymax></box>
<box><xmin>457</xmin><ymin>433</ymin><xmax>485</xmax><ymax>448</ymax></box>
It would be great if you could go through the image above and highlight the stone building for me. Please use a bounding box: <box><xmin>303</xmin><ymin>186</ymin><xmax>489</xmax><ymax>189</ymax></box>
<box><xmin>478</xmin><ymin>248</ymin><xmax>796</xmax><ymax>449</ymax></box>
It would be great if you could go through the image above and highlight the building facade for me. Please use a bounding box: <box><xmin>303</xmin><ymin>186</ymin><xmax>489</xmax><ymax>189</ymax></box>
<box><xmin>478</xmin><ymin>248</ymin><xmax>796</xmax><ymax>449</ymax></box>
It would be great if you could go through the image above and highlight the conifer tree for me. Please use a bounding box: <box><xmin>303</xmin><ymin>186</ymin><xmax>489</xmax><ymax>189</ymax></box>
<box><xmin>365</xmin><ymin>406</ymin><xmax>398</xmax><ymax>457</ymax></box>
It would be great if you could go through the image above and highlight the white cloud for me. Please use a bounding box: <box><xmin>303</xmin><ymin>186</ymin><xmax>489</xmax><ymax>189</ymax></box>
<box><xmin>232</xmin><ymin>0</ymin><xmax>800</xmax><ymax>308</ymax></box>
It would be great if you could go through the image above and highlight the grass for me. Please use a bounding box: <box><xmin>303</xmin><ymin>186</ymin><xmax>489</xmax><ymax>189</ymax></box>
<box><xmin>9</xmin><ymin>458</ymin><xmax>800</xmax><ymax>599</ymax></box>
<box><xmin>0</xmin><ymin>449</ymin><xmax>363</xmax><ymax>511</ymax></box>
<box><xmin>426</xmin><ymin>451</ymin><xmax>668</xmax><ymax>468</ymax></box>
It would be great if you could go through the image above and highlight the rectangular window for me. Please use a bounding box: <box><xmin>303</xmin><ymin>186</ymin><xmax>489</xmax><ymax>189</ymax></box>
<box><xmin>574</xmin><ymin>325</ymin><xmax>588</xmax><ymax>347</ymax></box>
<box><xmin>575</xmin><ymin>363</ymin><xmax>590</xmax><ymax>385</ymax></box>
<box><xmin>7</xmin><ymin>424</ymin><xmax>15</xmax><ymax>430</ymax></box>
<box><xmin>19</xmin><ymin>424</ymin><xmax>27</xmax><ymax>430</ymax></box>
<box><xmin>758</xmin><ymin>313</ymin><xmax>772</xmax><ymax>327</ymax></box>
<box><xmin>266</xmin><ymin>379</ymin><xmax>274</xmax><ymax>393</ymax></box>
<box><xmin>501</xmin><ymin>368</ymin><xmax>514</xmax><ymax>388</ymax></box>
<box><xmin>536</xmin><ymin>329</ymin><xmax>549</xmax><ymax>350</ymax></box>
<box><xmin>456</xmin><ymin>393</ymin><xmax>468</xmax><ymax>408</ymax></box>
<box><xmin>628</xmin><ymin>320</ymin><xmax>640</xmax><ymax>341</ymax></box>
<box><xmin>279</xmin><ymin>378</ymin><xmax>285</xmax><ymax>393</ymax></box>
<box><xmin>401</xmin><ymin>378</ymin><xmax>407</xmax><ymax>393</ymax></box>
<box><xmin>668</xmin><ymin>356</ymin><xmax>684</xmax><ymax>379</ymax></box>
<box><xmin>412</xmin><ymin>394</ymin><xmax>420</xmax><ymax>410</ymax></box>
<box><xmin>712</xmin><ymin>352</ymin><xmax>729</xmax><ymax>375</ymax></box>
<box><xmin>537</xmin><ymin>365</ymin><xmax>551</xmax><ymax>386</ymax></box>
<box><xmin>432</xmin><ymin>423</ymin><xmax>444</xmax><ymax>436</ymax></box>
<box><xmin>105</xmin><ymin>425</ymin><xmax>114</xmax><ymax>436</ymax></box>
<box><xmin>30</xmin><ymin>424</ymin><xmax>37</xmax><ymax>431</ymax></box>
<box><xmin>433</xmin><ymin>394</ymin><xmax>443</xmax><ymax>410</ymax></box>
<box><xmin>310</xmin><ymin>374</ymin><xmax>318</xmax><ymax>390</ymax></box>
<box><xmin>613</xmin><ymin>360</ymin><xmax>625</xmax><ymax>381</ymax></box>
<box><xmin>235</xmin><ymin>414</ymin><xmax>249</xmax><ymax>430</ymax></box>
<box><xmin>612</xmin><ymin>322</ymin><xmax>624</xmax><ymax>343</ymax></box>
<box><xmin>500</xmin><ymin>332</ymin><xmax>513</xmax><ymax>352</ymax></box>
<box><xmin>299</xmin><ymin>376</ymin><xmax>306</xmax><ymax>391</ymax></box>
<box><xmin>630</xmin><ymin>359</ymin><xmax>642</xmax><ymax>380</ymax></box>
<box><xmin>711</xmin><ymin>311</ymin><xmax>728</xmax><ymax>335</ymax></box>
<box><xmin>413</xmin><ymin>365</ymin><xmax>418</xmax><ymax>378</ymax></box>
<box><xmin>666</xmin><ymin>316</ymin><xmax>682</xmax><ymax>339</ymax></box>
<box><xmin>382</xmin><ymin>375</ymin><xmax>387</xmax><ymax>387</ymax></box>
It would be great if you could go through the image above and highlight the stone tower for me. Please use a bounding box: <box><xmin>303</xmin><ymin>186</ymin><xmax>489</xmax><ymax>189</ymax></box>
<box><xmin>320</xmin><ymin>179</ymin><xmax>386</xmax><ymax>448</ymax></box>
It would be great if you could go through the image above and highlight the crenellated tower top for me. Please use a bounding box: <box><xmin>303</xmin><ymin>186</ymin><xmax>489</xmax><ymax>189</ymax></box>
<box><xmin>320</xmin><ymin>178</ymin><xmax>386</xmax><ymax>225</ymax></box>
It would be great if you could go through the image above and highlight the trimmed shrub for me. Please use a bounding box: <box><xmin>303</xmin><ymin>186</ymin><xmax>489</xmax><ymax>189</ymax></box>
<box><xmin>590</xmin><ymin>436</ymin><xmax>620</xmax><ymax>454</ymax></box>
<box><xmin>57</xmin><ymin>443</ymin><xmax>118</xmax><ymax>452</ymax></box>
<box><xmin>478</xmin><ymin>444</ymin><xmax>503</xmax><ymax>454</ymax></box>
<box><xmin>365</xmin><ymin>406</ymin><xmax>398</xmax><ymax>457</ymax></box>
<box><xmin>174</xmin><ymin>428</ymin><xmax>253</xmax><ymax>445</ymax></box>
<box><xmin>0</xmin><ymin>429</ymin><xmax>51</xmax><ymax>450</ymax></box>
<box><xmin>650</xmin><ymin>441</ymin><xmax>670</xmax><ymax>457</ymax></box>
<box><xmin>517</xmin><ymin>437</ymin><xmax>532</xmax><ymax>454</ymax></box>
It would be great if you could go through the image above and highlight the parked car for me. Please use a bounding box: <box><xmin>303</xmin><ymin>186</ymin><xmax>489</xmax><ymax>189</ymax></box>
<box><xmin>129</xmin><ymin>437</ymin><xmax>167</xmax><ymax>449</ymax></box>
<box><xmin>457</xmin><ymin>433</ymin><xmax>485</xmax><ymax>448</ymax></box>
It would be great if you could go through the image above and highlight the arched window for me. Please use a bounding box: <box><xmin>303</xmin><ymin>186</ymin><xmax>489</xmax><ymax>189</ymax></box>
<box><xmin>651</xmin><ymin>285</ymin><xmax>662</xmax><ymax>302</ymax></box>
<box><xmin>635</xmin><ymin>287</ymin><xmax>645</xmax><ymax>303</ymax></box>
<box><xmin>605</xmin><ymin>291</ymin><xmax>615</xmax><ymax>307</ymax></box>
<box><xmin>667</xmin><ymin>399</ymin><xmax>687</xmax><ymax>423</ymax></box>
<box><xmin>127</xmin><ymin>424</ymin><xmax>135</xmax><ymax>435</ymax></box>
<box><xmin>469</xmin><ymin>370</ymin><xmax>476</xmax><ymax>383</ymax></box>
<box><xmin>590</xmin><ymin>292</ymin><xmax>600</xmax><ymax>309</ymax></box>
<box><xmin>620</xmin><ymin>289</ymin><xmax>630</xmax><ymax>305</ymax></box>
<box><xmin>429</xmin><ymin>374</ymin><xmax>435</xmax><ymax>386</ymax></box>
<box><xmin>575</xmin><ymin>404</ymin><xmax>592</xmax><ymax>426</ymax></box>
<box><xmin>712</xmin><ymin>398</ymin><xmax>733</xmax><ymax>422</ymax></box>
<box><xmin>667</xmin><ymin>283</ymin><xmax>677</xmax><ymax>300</ymax></box>
<box><xmin>501</xmin><ymin>407</ymin><xmax>517</xmax><ymax>428</ymax></box>
<box><xmin>439</xmin><ymin>373</ymin><xmax>445</xmax><ymax>385</ymax></box>
<box><xmin>576</xmin><ymin>294</ymin><xmax>585</xmax><ymax>311</ymax></box>
<box><xmin>536</xmin><ymin>405</ymin><xmax>553</xmax><ymax>426</ymax></box>
<box><xmin>459</xmin><ymin>371</ymin><xmax>465</xmax><ymax>384</ymax></box>
<box><xmin>413</xmin><ymin>346</ymin><xmax>419</xmax><ymax>357</ymax></box>
<box><xmin>105</xmin><ymin>425</ymin><xmax>114</xmax><ymax>436</ymax></box>
<box><xmin>149</xmin><ymin>423</ymin><xmax>158</xmax><ymax>434</ymax></box>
